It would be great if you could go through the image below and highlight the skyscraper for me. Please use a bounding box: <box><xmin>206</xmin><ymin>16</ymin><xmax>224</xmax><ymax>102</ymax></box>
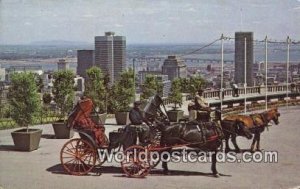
<box><xmin>234</xmin><ymin>32</ymin><xmax>253</xmax><ymax>86</ymax></box>
<box><xmin>94</xmin><ymin>32</ymin><xmax>126</xmax><ymax>83</ymax></box>
<box><xmin>77</xmin><ymin>50</ymin><xmax>94</xmax><ymax>79</ymax></box>
<box><xmin>162</xmin><ymin>55</ymin><xmax>187</xmax><ymax>81</ymax></box>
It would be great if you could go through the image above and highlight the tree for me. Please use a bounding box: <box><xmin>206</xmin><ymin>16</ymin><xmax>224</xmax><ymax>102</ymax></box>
<box><xmin>52</xmin><ymin>70</ymin><xmax>75</xmax><ymax>120</ymax></box>
<box><xmin>169</xmin><ymin>78</ymin><xmax>183</xmax><ymax>110</ymax></box>
<box><xmin>33</xmin><ymin>73</ymin><xmax>44</xmax><ymax>93</ymax></box>
<box><xmin>84</xmin><ymin>67</ymin><xmax>106</xmax><ymax>113</ymax></box>
<box><xmin>108</xmin><ymin>69</ymin><xmax>135</xmax><ymax>113</ymax></box>
<box><xmin>42</xmin><ymin>93</ymin><xmax>52</xmax><ymax>104</ymax></box>
<box><xmin>189</xmin><ymin>76</ymin><xmax>206</xmax><ymax>97</ymax></box>
<box><xmin>179</xmin><ymin>78</ymin><xmax>189</xmax><ymax>93</ymax></box>
<box><xmin>8</xmin><ymin>72</ymin><xmax>40</xmax><ymax>130</ymax></box>
<box><xmin>141</xmin><ymin>74</ymin><xmax>162</xmax><ymax>100</ymax></box>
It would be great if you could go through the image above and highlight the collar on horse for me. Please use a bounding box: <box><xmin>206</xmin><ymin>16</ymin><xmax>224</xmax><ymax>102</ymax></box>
<box><xmin>260</xmin><ymin>112</ymin><xmax>268</xmax><ymax>126</ymax></box>
<box><xmin>250</xmin><ymin>112</ymin><xmax>268</xmax><ymax>127</ymax></box>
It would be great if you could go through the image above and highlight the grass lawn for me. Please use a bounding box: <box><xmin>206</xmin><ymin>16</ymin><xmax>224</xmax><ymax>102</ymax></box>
<box><xmin>0</xmin><ymin>115</ymin><xmax>61</xmax><ymax>130</ymax></box>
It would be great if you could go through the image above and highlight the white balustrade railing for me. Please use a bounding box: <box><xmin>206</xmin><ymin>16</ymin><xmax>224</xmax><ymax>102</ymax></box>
<box><xmin>203</xmin><ymin>84</ymin><xmax>292</xmax><ymax>99</ymax></box>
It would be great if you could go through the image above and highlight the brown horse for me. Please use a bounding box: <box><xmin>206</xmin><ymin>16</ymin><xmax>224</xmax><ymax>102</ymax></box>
<box><xmin>222</xmin><ymin>108</ymin><xmax>280</xmax><ymax>152</ymax></box>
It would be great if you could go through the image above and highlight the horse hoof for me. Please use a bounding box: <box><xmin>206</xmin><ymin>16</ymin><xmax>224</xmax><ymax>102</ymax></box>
<box><xmin>225</xmin><ymin>149</ymin><xmax>231</xmax><ymax>153</ymax></box>
<box><xmin>235</xmin><ymin>149</ymin><xmax>241</xmax><ymax>153</ymax></box>
<box><xmin>163</xmin><ymin>170</ymin><xmax>170</xmax><ymax>175</ymax></box>
<box><xmin>213</xmin><ymin>173</ymin><xmax>220</xmax><ymax>178</ymax></box>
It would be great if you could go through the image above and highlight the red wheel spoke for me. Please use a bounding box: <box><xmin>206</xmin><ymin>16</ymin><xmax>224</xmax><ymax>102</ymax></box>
<box><xmin>61</xmin><ymin>139</ymin><xmax>96</xmax><ymax>176</ymax></box>
<box><xmin>64</xmin><ymin>158</ymin><xmax>77</xmax><ymax>165</ymax></box>
<box><xmin>63</xmin><ymin>151</ymin><xmax>76</xmax><ymax>157</ymax></box>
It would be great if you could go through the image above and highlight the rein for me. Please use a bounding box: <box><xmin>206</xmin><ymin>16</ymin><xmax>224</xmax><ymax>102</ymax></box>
<box><xmin>222</xmin><ymin>127</ymin><xmax>240</xmax><ymax>135</ymax></box>
<box><xmin>149</xmin><ymin>135</ymin><xmax>220</xmax><ymax>152</ymax></box>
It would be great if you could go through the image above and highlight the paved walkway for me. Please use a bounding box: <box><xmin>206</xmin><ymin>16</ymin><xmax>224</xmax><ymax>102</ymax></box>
<box><xmin>0</xmin><ymin>106</ymin><xmax>300</xmax><ymax>189</ymax></box>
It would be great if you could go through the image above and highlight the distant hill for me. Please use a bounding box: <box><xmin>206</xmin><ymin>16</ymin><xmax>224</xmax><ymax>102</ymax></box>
<box><xmin>30</xmin><ymin>40</ymin><xmax>92</xmax><ymax>46</ymax></box>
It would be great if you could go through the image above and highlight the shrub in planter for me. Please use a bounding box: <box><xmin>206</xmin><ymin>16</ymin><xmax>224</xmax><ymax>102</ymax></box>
<box><xmin>52</xmin><ymin>70</ymin><xmax>75</xmax><ymax>138</ymax></box>
<box><xmin>167</xmin><ymin>78</ymin><xmax>184</xmax><ymax>122</ymax></box>
<box><xmin>8</xmin><ymin>72</ymin><xmax>42</xmax><ymax>151</ymax></box>
<box><xmin>84</xmin><ymin>67</ymin><xmax>107</xmax><ymax>124</ymax></box>
<box><xmin>42</xmin><ymin>93</ymin><xmax>52</xmax><ymax>105</ymax></box>
<box><xmin>181</xmin><ymin>76</ymin><xmax>206</xmax><ymax>98</ymax></box>
<box><xmin>141</xmin><ymin>74</ymin><xmax>162</xmax><ymax>101</ymax></box>
<box><xmin>109</xmin><ymin>70</ymin><xmax>135</xmax><ymax>125</ymax></box>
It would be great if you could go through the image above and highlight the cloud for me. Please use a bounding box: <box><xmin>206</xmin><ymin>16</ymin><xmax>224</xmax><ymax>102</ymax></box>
<box><xmin>114</xmin><ymin>24</ymin><xmax>124</xmax><ymax>28</ymax></box>
<box><xmin>187</xmin><ymin>7</ymin><xmax>196</xmax><ymax>12</ymax></box>
<box><xmin>24</xmin><ymin>22</ymin><xmax>32</xmax><ymax>26</ymax></box>
<box><xmin>252</xmin><ymin>21</ymin><xmax>262</xmax><ymax>24</ymax></box>
<box><xmin>82</xmin><ymin>14</ymin><xmax>94</xmax><ymax>18</ymax></box>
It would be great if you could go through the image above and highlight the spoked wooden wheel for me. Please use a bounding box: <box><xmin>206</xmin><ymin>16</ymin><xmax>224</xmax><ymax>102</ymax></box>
<box><xmin>96</xmin><ymin>134</ymin><xmax>109</xmax><ymax>166</ymax></box>
<box><xmin>121</xmin><ymin>145</ymin><xmax>151</xmax><ymax>178</ymax></box>
<box><xmin>60</xmin><ymin>138</ymin><xmax>96</xmax><ymax>175</ymax></box>
<box><xmin>147</xmin><ymin>144</ymin><xmax>161</xmax><ymax>168</ymax></box>
<box><xmin>149</xmin><ymin>153</ymin><xmax>160</xmax><ymax>168</ymax></box>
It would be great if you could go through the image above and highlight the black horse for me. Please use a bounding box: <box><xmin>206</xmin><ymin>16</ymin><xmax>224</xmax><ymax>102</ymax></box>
<box><xmin>153</xmin><ymin>118</ymin><xmax>222</xmax><ymax>176</ymax></box>
<box><xmin>143</xmin><ymin>95</ymin><xmax>224</xmax><ymax>177</ymax></box>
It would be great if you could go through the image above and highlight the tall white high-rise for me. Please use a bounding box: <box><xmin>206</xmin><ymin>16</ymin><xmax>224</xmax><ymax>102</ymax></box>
<box><xmin>94</xmin><ymin>32</ymin><xmax>126</xmax><ymax>83</ymax></box>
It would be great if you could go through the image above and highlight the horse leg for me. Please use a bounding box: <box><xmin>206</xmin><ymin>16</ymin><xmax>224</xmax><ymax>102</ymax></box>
<box><xmin>161</xmin><ymin>150</ymin><xmax>170</xmax><ymax>175</ymax></box>
<box><xmin>231</xmin><ymin>134</ymin><xmax>240</xmax><ymax>153</ymax></box>
<box><xmin>224</xmin><ymin>133</ymin><xmax>231</xmax><ymax>153</ymax></box>
<box><xmin>250</xmin><ymin>133</ymin><xmax>258</xmax><ymax>152</ymax></box>
<box><xmin>256</xmin><ymin>133</ymin><xmax>261</xmax><ymax>151</ymax></box>
<box><xmin>211</xmin><ymin>150</ymin><xmax>219</xmax><ymax>177</ymax></box>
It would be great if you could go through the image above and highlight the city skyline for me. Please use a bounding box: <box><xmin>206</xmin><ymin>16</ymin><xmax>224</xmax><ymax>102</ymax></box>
<box><xmin>0</xmin><ymin>0</ymin><xmax>300</xmax><ymax>45</ymax></box>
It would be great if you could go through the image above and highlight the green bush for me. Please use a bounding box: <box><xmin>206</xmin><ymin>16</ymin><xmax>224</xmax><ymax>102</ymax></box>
<box><xmin>0</xmin><ymin>104</ymin><xmax>11</xmax><ymax>118</ymax></box>
<box><xmin>52</xmin><ymin>70</ymin><xmax>75</xmax><ymax>120</ymax></box>
<box><xmin>141</xmin><ymin>74</ymin><xmax>162</xmax><ymax>101</ymax></box>
<box><xmin>42</xmin><ymin>93</ymin><xmax>52</xmax><ymax>104</ymax></box>
<box><xmin>179</xmin><ymin>76</ymin><xmax>206</xmax><ymax>97</ymax></box>
<box><xmin>108</xmin><ymin>70</ymin><xmax>135</xmax><ymax>113</ymax></box>
<box><xmin>169</xmin><ymin>78</ymin><xmax>183</xmax><ymax>110</ymax></box>
<box><xmin>84</xmin><ymin>67</ymin><xmax>106</xmax><ymax>113</ymax></box>
<box><xmin>8</xmin><ymin>72</ymin><xmax>40</xmax><ymax>129</ymax></box>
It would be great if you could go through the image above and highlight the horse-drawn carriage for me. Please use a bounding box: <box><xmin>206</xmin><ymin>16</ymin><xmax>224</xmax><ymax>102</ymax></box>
<box><xmin>60</xmin><ymin>95</ymin><xmax>280</xmax><ymax>178</ymax></box>
<box><xmin>60</xmin><ymin>95</ymin><xmax>225</xmax><ymax>177</ymax></box>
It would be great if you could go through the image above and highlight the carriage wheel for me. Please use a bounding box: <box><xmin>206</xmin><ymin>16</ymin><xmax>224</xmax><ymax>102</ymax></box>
<box><xmin>60</xmin><ymin>138</ymin><xmax>96</xmax><ymax>176</ymax></box>
<box><xmin>121</xmin><ymin>145</ymin><xmax>151</xmax><ymax>178</ymax></box>
<box><xmin>149</xmin><ymin>155</ymin><xmax>160</xmax><ymax>169</ymax></box>
<box><xmin>147</xmin><ymin>144</ymin><xmax>160</xmax><ymax>168</ymax></box>
<box><xmin>96</xmin><ymin>134</ymin><xmax>109</xmax><ymax>166</ymax></box>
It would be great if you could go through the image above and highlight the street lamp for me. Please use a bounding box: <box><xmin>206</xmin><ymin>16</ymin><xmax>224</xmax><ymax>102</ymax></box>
<box><xmin>220</xmin><ymin>34</ymin><xmax>224</xmax><ymax>112</ymax></box>
<box><xmin>244</xmin><ymin>37</ymin><xmax>247</xmax><ymax>114</ymax></box>
<box><xmin>265</xmin><ymin>36</ymin><xmax>268</xmax><ymax>110</ymax></box>
<box><xmin>133</xmin><ymin>58</ymin><xmax>136</xmax><ymax>102</ymax></box>
<box><xmin>286</xmin><ymin>36</ymin><xmax>291</xmax><ymax>108</ymax></box>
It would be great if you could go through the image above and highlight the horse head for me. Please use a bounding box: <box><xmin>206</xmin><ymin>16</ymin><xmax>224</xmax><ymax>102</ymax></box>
<box><xmin>265</xmin><ymin>108</ymin><xmax>280</xmax><ymax>125</ymax></box>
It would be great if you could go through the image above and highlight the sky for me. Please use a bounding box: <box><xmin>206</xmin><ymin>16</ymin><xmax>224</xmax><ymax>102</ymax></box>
<box><xmin>0</xmin><ymin>0</ymin><xmax>300</xmax><ymax>44</ymax></box>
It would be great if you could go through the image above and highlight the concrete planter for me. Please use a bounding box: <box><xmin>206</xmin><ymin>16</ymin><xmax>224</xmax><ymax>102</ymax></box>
<box><xmin>52</xmin><ymin>121</ymin><xmax>74</xmax><ymax>139</ymax></box>
<box><xmin>115</xmin><ymin>111</ymin><xmax>130</xmax><ymax>125</ymax></box>
<box><xmin>167</xmin><ymin>110</ymin><xmax>184</xmax><ymax>122</ymax></box>
<box><xmin>11</xmin><ymin>128</ymin><xmax>42</xmax><ymax>151</ymax></box>
<box><xmin>90</xmin><ymin>113</ymin><xmax>107</xmax><ymax>124</ymax></box>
